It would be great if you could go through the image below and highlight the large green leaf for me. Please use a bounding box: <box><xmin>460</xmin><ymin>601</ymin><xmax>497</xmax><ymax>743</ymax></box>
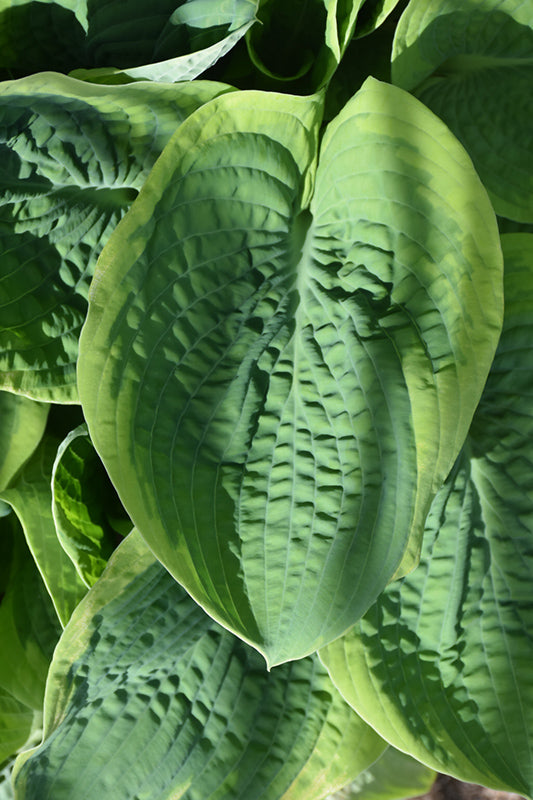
<box><xmin>328</xmin><ymin>746</ymin><xmax>436</xmax><ymax>799</ymax></box>
<box><xmin>392</xmin><ymin>0</ymin><xmax>533</xmax><ymax>222</ymax></box>
<box><xmin>0</xmin><ymin>392</ymin><xmax>48</xmax><ymax>489</ymax></box>
<box><xmin>0</xmin><ymin>72</ymin><xmax>233</xmax><ymax>401</ymax></box>
<box><xmin>78</xmin><ymin>79</ymin><xmax>502</xmax><ymax>666</ymax></box>
<box><xmin>0</xmin><ymin>0</ymin><xmax>257</xmax><ymax>82</ymax></box>
<box><xmin>246</xmin><ymin>0</ymin><xmax>365</xmax><ymax>89</ymax></box>
<box><xmin>0</xmin><ymin>436</ymin><xmax>87</xmax><ymax>625</ymax></box>
<box><xmin>320</xmin><ymin>235</ymin><xmax>533</xmax><ymax>797</ymax></box>
<box><xmin>52</xmin><ymin>424</ymin><xmax>128</xmax><ymax>587</ymax></box>
<box><xmin>14</xmin><ymin>530</ymin><xmax>386</xmax><ymax>800</ymax></box>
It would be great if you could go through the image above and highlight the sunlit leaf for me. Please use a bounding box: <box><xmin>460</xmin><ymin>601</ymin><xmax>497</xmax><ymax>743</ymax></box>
<box><xmin>78</xmin><ymin>79</ymin><xmax>502</xmax><ymax>666</ymax></box>
<box><xmin>320</xmin><ymin>234</ymin><xmax>533</xmax><ymax>797</ymax></box>
<box><xmin>14</xmin><ymin>531</ymin><xmax>386</xmax><ymax>800</ymax></box>
<box><xmin>392</xmin><ymin>0</ymin><xmax>533</xmax><ymax>222</ymax></box>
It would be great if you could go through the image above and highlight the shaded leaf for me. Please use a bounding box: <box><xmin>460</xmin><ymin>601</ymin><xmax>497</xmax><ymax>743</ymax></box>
<box><xmin>52</xmin><ymin>424</ymin><xmax>129</xmax><ymax>587</ymax></box>
<box><xmin>0</xmin><ymin>393</ymin><xmax>48</xmax><ymax>490</ymax></box>
<box><xmin>14</xmin><ymin>531</ymin><xmax>386</xmax><ymax>800</ymax></box>
<box><xmin>353</xmin><ymin>0</ymin><xmax>403</xmax><ymax>38</ymax></box>
<box><xmin>327</xmin><ymin>746</ymin><xmax>436</xmax><ymax>799</ymax></box>
<box><xmin>0</xmin><ymin>72</ymin><xmax>234</xmax><ymax>401</ymax></box>
<box><xmin>0</xmin><ymin>0</ymin><xmax>257</xmax><ymax>82</ymax></box>
<box><xmin>0</xmin><ymin>436</ymin><xmax>87</xmax><ymax>626</ymax></box>
<box><xmin>0</xmin><ymin>514</ymin><xmax>60</xmax><ymax>712</ymax></box>
<box><xmin>0</xmin><ymin>690</ymin><xmax>33</xmax><ymax>771</ymax></box>
<box><xmin>392</xmin><ymin>0</ymin><xmax>533</xmax><ymax>222</ymax></box>
<box><xmin>78</xmin><ymin>79</ymin><xmax>502</xmax><ymax>666</ymax></box>
<box><xmin>246</xmin><ymin>0</ymin><xmax>365</xmax><ymax>89</ymax></box>
<box><xmin>320</xmin><ymin>234</ymin><xmax>533</xmax><ymax>797</ymax></box>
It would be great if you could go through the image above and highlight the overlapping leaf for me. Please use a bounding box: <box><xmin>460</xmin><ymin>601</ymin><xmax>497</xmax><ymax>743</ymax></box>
<box><xmin>52</xmin><ymin>424</ymin><xmax>129</xmax><ymax>587</ymax></box>
<box><xmin>392</xmin><ymin>0</ymin><xmax>533</xmax><ymax>222</ymax></box>
<box><xmin>79</xmin><ymin>79</ymin><xmax>502</xmax><ymax>666</ymax></box>
<box><xmin>0</xmin><ymin>436</ymin><xmax>87</xmax><ymax>625</ymax></box>
<box><xmin>0</xmin><ymin>392</ymin><xmax>48</xmax><ymax>489</ymax></box>
<box><xmin>0</xmin><ymin>73</ymin><xmax>233</xmax><ymax>401</ymax></box>
<box><xmin>320</xmin><ymin>235</ymin><xmax>533</xmax><ymax>797</ymax></box>
<box><xmin>13</xmin><ymin>530</ymin><xmax>386</xmax><ymax>800</ymax></box>
<box><xmin>0</xmin><ymin>0</ymin><xmax>258</xmax><ymax>83</ymax></box>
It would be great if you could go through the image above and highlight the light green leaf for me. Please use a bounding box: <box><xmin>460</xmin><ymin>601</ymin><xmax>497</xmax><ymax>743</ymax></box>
<box><xmin>0</xmin><ymin>72</ymin><xmax>234</xmax><ymax>401</ymax></box>
<box><xmin>0</xmin><ymin>0</ymin><xmax>257</xmax><ymax>82</ymax></box>
<box><xmin>392</xmin><ymin>0</ymin><xmax>533</xmax><ymax>222</ymax></box>
<box><xmin>0</xmin><ymin>393</ymin><xmax>48</xmax><ymax>490</ymax></box>
<box><xmin>14</xmin><ymin>530</ymin><xmax>386</xmax><ymax>800</ymax></box>
<box><xmin>78</xmin><ymin>80</ymin><xmax>502</xmax><ymax>667</ymax></box>
<box><xmin>0</xmin><ymin>514</ymin><xmax>60</xmax><ymax>712</ymax></box>
<box><xmin>328</xmin><ymin>747</ymin><xmax>436</xmax><ymax>799</ymax></box>
<box><xmin>246</xmin><ymin>0</ymin><xmax>365</xmax><ymax>88</ymax></box>
<box><xmin>320</xmin><ymin>234</ymin><xmax>533</xmax><ymax>797</ymax></box>
<box><xmin>0</xmin><ymin>436</ymin><xmax>87</xmax><ymax>626</ymax></box>
<box><xmin>52</xmin><ymin>424</ymin><xmax>128</xmax><ymax>587</ymax></box>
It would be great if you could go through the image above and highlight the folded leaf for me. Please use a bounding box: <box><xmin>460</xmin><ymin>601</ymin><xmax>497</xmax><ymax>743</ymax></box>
<box><xmin>52</xmin><ymin>424</ymin><xmax>127</xmax><ymax>587</ymax></box>
<box><xmin>14</xmin><ymin>531</ymin><xmax>386</xmax><ymax>800</ymax></box>
<box><xmin>78</xmin><ymin>80</ymin><xmax>502</xmax><ymax>666</ymax></box>
<box><xmin>353</xmin><ymin>0</ymin><xmax>403</xmax><ymax>38</ymax></box>
<box><xmin>0</xmin><ymin>436</ymin><xmax>87</xmax><ymax>625</ymax></box>
<box><xmin>320</xmin><ymin>234</ymin><xmax>533</xmax><ymax>797</ymax></box>
<box><xmin>392</xmin><ymin>0</ymin><xmax>533</xmax><ymax>222</ymax></box>
<box><xmin>0</xmin><ymin>73</ymin><xmax>234</xmax><ymax>401</ymax></box>
<box><xmin>0</xmin><ymin>393</ymin><xmax>48</xmax><ymax>490</ymax></box>
<box><xmin>0</xmin><ymin>514</ymin><xmax>61</xmax><ymax>712</ymax></box>
<box><xmin>246</xmin><ymin>0</ymin><xmax>365</xmax><ymax>89</ymax></box>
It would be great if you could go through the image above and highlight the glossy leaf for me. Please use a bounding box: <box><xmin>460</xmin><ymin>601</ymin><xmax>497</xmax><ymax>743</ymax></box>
<box><xmin>320</xmin><ymin>235</ymin><xmax>533</xmax><ymax>797</ymax></box>
<box><xmin>328</xmin><ymin>747</ymin><xmax>436</xmax><ymax>799</ymax></box>
<box><xmin>392</xmin><ymin>0</ymin><xmax>533</xmax><ymax>222</ymax></box>
<box><xmin>14</xmin><ymin>531</ymin><xmax>386</xmax><ymax>800</ymax></box>
<box><xmin>52</xmin><ymin>424</ymin><xmax>127</xmax><ymax>587</ymax></box>
<box><xmin>0</xmin><ymin>72</ymin><xmax>234</xmax><ymax>401</ymax></box>
<box><xmin>0</xmin><ymin>0</ymin><xmax>257</xmax><ymax>82</ymax></box>
<box><xmin>0</xmin><ymin>436</ymin><xmax>87</xmax><ymax>626</ymax></box>
<box><xmin>78</xmin><ymin>79</ymin><xmax>502</xmax><ymax>666</ymax></box>
<box><xmin>0</xmin><ymin>393</ymin><xmax>48</xmax><ymax>490</ymax></box>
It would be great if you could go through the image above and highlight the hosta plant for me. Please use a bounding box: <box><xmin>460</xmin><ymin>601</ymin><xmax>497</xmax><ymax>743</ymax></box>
<box><xmin>0</xmin><ymin>0</ymin><xmax>532</xmax><ymax>798</ymax></box>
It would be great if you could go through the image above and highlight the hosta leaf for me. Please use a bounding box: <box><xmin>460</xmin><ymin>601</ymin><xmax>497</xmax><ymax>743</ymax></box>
<box><xmin>52</xmin><ymin>424</ymin><xmax>128</xmax><ymax>587</ymax></box>
<box><xmin>392</xmin><ymin>0</ymin><xmax>533</xmax><ymax>222</ymax></box>
<box><xmin>0</xmin><ymin>0</ymin><xmax>257</xmax><ymax>82</ymax></box>
<box><xmin>14</xmin><ymin>531</ymin><xmax>386</xmax><ymax>800</ymax></box>
<box><xmin>327</xmin><ymin>746</ymin><xmax>436</xmax><ymax>799</ymax></box>
<box><xmin>0</xmin><ymin>436</ymin><xmax>87</xmax><ymax>626</ymax></box>
<box><xmin>78</xmin><ymin>80</ymin><xmax>502</xmax><ymax>667</ymax></box>
<box><xmin>0</xmin><ymin>73</ymin><xmax>234</xmax><ymax>401</ymax></box>
<box><xmin>353</xmin><ymin>0</ymin><xmax>403</xmax><ymax>38</ymax></box>
<box><xmin>0</xmin><ymin>514</ymin><xmax>60</xmax><ymax>712</ymax></box>
<box><xmin>0</xmin><ymin>392</ymin><xmax>48</xmax><ymax>490</ymax></box>
<box><xmin>246</xmin><ymin>0</ymin><xmax>367</xmax><ymax>90</ymax></box>
<box><xmin>0</xmin><ymin>689</ymin><xmax>33</xmax><ymax>769</ymax></box>
<box><xmin>320</xmin><ymin>235</ymin><xmax>533</xmax><ymax>796</ymax></box>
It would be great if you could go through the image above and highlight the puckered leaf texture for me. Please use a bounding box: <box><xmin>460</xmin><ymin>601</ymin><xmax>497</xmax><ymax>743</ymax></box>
<box><xmin>78</xmin><ymin>79</ymin><xmax>503</xmax><ymax>666</ymax></box>
<box><xmin>13</xmin><ymin>531</ymin><xmax>386</xmax><ymax>800</ymax></box>
<box><xmin>320</xmin><ymin>234</ymin><xmax>533</xmax><ymax>797</ymax></box>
